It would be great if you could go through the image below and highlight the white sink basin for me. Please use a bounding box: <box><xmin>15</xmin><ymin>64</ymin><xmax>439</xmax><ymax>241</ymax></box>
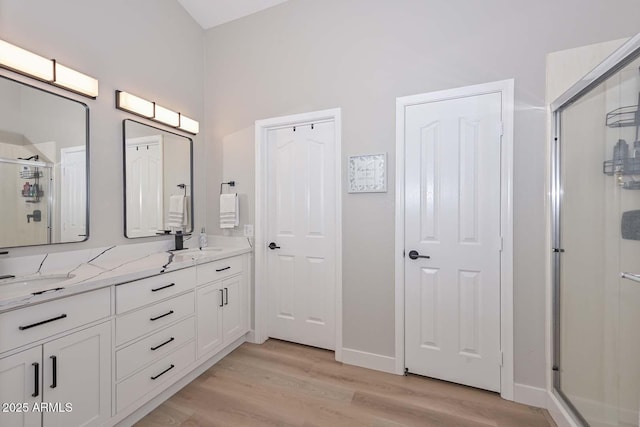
<box><xmin>0</xmin><ymin>274</ymin><xmax>76</xmax><ymax>295</ymax></box>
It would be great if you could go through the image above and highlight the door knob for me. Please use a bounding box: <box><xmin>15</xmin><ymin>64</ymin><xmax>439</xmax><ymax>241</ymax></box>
<box><xmin>268</xmin><ymin>242</ymin><xmax>281</xmax><ymax>250</ymax></box>
<box><xmin>408</xmin><ymin>250</ymin><xmax>430</xmax><ymax>260</ymax></box>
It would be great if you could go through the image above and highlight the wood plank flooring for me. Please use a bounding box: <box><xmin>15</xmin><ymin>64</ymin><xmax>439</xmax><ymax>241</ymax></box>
<box><xmin>136</xmin><ymin>339</ymin><xmax>556</xmax><ymax>427</ymax></box>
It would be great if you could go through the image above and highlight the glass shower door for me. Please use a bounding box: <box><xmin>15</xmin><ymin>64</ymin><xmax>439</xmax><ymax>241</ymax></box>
<box><xmin>556</xmin><ymin>52</ymin><xmax>640</xmax><ymax>426</ymax></box>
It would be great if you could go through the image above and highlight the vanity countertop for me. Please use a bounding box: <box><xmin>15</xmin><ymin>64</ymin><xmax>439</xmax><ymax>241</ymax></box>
<box><xmin>0</xmin><ymin>243</ymin><xmax>252</xmax><ymax>313</ymax></box>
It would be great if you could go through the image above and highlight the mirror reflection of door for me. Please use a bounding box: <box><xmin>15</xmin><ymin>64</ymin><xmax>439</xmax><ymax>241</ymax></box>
<box><xmin>125</xmin><ymin>135</ymin><xmax>164</xmax><ymax>238</ymax></box>
<box><xmin>60</xmin><ymin>146</ymin><xmax>87</xmax><ymax>242</ymax></box>
<box><xmin>123</xmin><ymin>119</ymin><xmax>193</xmax><ymax>239</ymax></box>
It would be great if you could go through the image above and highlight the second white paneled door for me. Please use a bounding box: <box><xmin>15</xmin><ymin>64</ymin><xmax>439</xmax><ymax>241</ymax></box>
<box><xmin>266</xmin><ymin>121</ymin><xmax>336</xmax><ymax>351</ymax></box>
<box><xmin>404</xmin><ymin>91</ymin><xmax>502</xmax><ymax>391</ymax></box>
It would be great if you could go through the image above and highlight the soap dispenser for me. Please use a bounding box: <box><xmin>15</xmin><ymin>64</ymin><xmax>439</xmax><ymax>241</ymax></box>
<box><xmin>199</xmin><ymin>227</ymin><xmax>208</xmax><ymax>249</ymax></box>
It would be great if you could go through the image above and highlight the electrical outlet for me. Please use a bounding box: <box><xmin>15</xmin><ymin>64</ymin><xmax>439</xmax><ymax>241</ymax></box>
<box><xmin>244</xmin><ymin>224</ymin><xmax>254</xmax><ymax>237</ymax></box>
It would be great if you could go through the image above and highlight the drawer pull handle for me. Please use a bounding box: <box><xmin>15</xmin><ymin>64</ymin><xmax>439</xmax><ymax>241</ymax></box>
<box><xmin>32</xmin><ymin>362</ymin><xmax>39</xmax><ymax>397</ymax></box>
<box><xmin>150</xmin><ymin>337</ymin><xmax>175</xmax><ymax>351</ymax></box>
<box><xmin>150</xmin><ymin>310</ymin><xmax>174</xmax><ymax>321</ymax></box>
<box><xmin>19</xmin><ymin>314</ymin><xmax>67</xmax><ymax>331</ymax></box>
<box><xmin>151</xmin><ymin>283</ymin><xmax>176</xmax><ymax>292</ymax></box>
<box><xmin>151</xmin><ymin>364</ymin><xmax>175</xmax><ymax>380</ymax></box>
<box><xmin>224</xmin><ymin>287</ymin><xmax>229</xmax><ymax>306</ymax></box>
<box><xmin>50</xmin><ymin>355</ymin><xmax>57</xmax><ymax>389</ymax></box>
<box><xmin>219</xmin><ymin>289</ymin><xmax>224</xmax><ymax>307</ymax></box>
<box><xmin>216</xmin><ymin>266</ymin><xmax>231</xmax><ymax>272</ymax></box>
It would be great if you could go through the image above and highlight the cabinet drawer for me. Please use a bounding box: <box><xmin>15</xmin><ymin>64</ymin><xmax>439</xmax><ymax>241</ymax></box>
<box><xmin>116</xmin><ymin>267</ymin><xmax>195</xmax><ymax>314</ymax></box>
<box><xmin>0</xmin><ymin>288</ymin><xmax>110</xmax><ymax>354</ymax></box>
<box><xmin>196</xmin><ymin>256</ymin><xmax>242</xmax><ymax>286</ymax></box>
<box><xmin>116</xmin><ymin>316</ymin><xmax>195</xmax><ymax>381</ymax></box>
<box><xmin>115</xmin><ymin>292</ymin><xmax>194</xmax><ymax>346</ymax></box>
<box><xmin>116</xmin><ymin>341</ymin><xmax>195</xmax><ymax>413</ymax></box>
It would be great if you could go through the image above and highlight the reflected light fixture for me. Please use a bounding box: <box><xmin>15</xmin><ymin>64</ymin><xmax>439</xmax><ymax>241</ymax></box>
<box><xmin>115</xmin><ymin>90</ymin><xmax>200</xmax><ymax>135</ymax></box>
<box><xmin>0</xmin><ymin>39</ymin><xmax>99</xmax><ymax>98</ymax></box>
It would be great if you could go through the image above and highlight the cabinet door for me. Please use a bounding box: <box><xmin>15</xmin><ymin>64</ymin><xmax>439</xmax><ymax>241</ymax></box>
<box><xmin>196</xmin><ymin>282</ymin><xmax>224</xmax><ymax>358</ymax></box>
<box><xmin>222</xmin><ymin>276</ymin><xmax>245</xmax><ymax>343</ymax></box>
<box><xmin>42</xmin><ymin>322</ymin><xmax>110</xmax><ymax>427</ymax></box>
<box><xmin>0</xmin><ymin>347</ymin><xmax>41</xmax><ymax>427</ymax></box>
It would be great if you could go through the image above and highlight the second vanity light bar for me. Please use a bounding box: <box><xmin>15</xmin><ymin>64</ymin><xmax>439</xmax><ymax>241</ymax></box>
<box><xmin>0</xmin><ymin>39</ymin><xmax>99</xmax><ymax>98</ymax></box>
<box><xmin>115</xmin><ymin>90</ymin><xmax>199</xmax><ymax>135</ymax></box>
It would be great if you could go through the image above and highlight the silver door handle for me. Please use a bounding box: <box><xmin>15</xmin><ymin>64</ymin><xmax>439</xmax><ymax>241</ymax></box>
<box><xmin>620</xmin><ymin>272</ymin><xmax>640</xmax><ymax>283</ymax></box>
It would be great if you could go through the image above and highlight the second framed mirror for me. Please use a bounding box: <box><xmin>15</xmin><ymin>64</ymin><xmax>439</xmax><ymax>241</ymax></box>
<box><xmin>123</xmin><ymin>119</ymin><xmax>193</xmax><ymax>238</ymax></box>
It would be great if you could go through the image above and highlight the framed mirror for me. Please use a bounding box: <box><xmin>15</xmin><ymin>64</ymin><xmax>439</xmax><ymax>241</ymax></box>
<box><xmin>0</xmin><ymin>75</ymin><xmax>89</xmax><ymax>249</ymax></box>
<box><xmin>123</xmin><ymin>119</ymin><xmax>193</xmax><ymax>238</ymax></box>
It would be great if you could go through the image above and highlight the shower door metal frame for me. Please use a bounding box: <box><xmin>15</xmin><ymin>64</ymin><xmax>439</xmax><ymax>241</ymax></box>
<box><xmin>551</xmin><ymin>33</ymin><xmax>640</xmax><ymax>426</ymax></box>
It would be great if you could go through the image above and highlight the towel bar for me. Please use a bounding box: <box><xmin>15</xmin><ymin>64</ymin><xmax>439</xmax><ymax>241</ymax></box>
<box><xmin>220</xmin><ymin>180</ymin><xmax>235</xmax><ymax>194</ymax></box>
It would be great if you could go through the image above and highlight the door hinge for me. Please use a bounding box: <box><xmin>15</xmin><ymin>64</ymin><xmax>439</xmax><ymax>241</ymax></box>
<box><xmin>499</xmin><ymin>121</ymin><xmax>504</xmax><ymax>137</ymax></box>
<box><xmin>403</xmin><ymin>250</ymin><xmax>405</xmax><ymax>258</ymax></box>
<box><xmin>499</xmin><ymin>236</ymin><xmax>503</xmax><ymax>252</ymax></box>
<box><xmin>499</xmin><ymin>351</ymin><xmax>504</xmax><ymax>367</ymax></box>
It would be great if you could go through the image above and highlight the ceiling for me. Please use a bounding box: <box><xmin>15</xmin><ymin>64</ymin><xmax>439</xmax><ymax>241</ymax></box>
<box><xmin>177</xmin><ymin>0</ymin><xmax>290</xmax><ymax>29</ymax></box>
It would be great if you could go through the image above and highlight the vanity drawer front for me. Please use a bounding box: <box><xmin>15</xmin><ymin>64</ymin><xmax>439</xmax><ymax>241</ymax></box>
<box><xmin>116</xmin><ymin>267</ymin><xmax>195</xmax><ymax>314</ymax></box>
<box><xmin>116</xmin><ymin>316</ymin><xmax>195</xmax><ymax>381</ymax></box>
<box><xmin>115</xmin><ymin>291</ymin><xmax>194</xmax><ymax>346</ymax></box>
<box><xmin>117</xmin><ymin>340</ymin><xmax>195</xmax><ymax>413</ymax></box>
<box><xmin>196</xmin><ymin>256</ymin><xmax>243</xmax><ymax>285</ymax></box>
<box><xmin>0</xmin><ymin>288</ymin><xmax>111</xmax><ymax>354</ymax></box>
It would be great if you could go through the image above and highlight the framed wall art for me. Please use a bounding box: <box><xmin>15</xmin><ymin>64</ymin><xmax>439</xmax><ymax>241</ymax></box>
<box><xmin>348</xmin><ymin>153</ymin><xmax>387</xmax><ymax>193</ymax></box>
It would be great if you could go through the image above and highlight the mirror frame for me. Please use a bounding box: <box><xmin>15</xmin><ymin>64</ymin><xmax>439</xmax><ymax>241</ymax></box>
<box><xmin>122</xmin><ymin>119</ymin><xmax>194</xmax><ymax>239</ymax></box>
<box><xmin>0</xmin><ymin>74</ymin><xmax>90</xmax><ymax>249</ymax></box>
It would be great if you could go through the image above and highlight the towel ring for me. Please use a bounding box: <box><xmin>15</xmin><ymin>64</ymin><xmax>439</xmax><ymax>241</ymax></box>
<box><xmin>177</xmin><ymin>184</ymin><xmax>187</xmax><ymax>196</ymax></box>
<box><xmin>220</xmin><ymin>181</ymin><xmax>235</xmax><ymax>194</ymax></box>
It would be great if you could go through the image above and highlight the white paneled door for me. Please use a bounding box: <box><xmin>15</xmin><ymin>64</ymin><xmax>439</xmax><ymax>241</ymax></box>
<box><xmin>266</xmin><ymin>121</ymin><xmax>336</xmax><ymax>350</ymax></box>
<box><xmin>404</xmin><ymin>92</ymin><xmax>502</xmax><ymax>391</ymax></box>
<box><xmin>125</xmin><ymin>136</ymin><xmax>164</xmax><ymax>238</ymax></box>
<box><xmin>60</xmin><ymin>146</ymin><xmax>86</xmax><ymax>242</ymax></box>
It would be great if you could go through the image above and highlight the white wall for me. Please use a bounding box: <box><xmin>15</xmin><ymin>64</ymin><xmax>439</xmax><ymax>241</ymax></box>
<box><xmin>203</xmin><ymin>0</ymin><xmax>640</xmax><ymax>388</ymax></box>
<box><xmin>0</xmin><ymin>0</ymin><xmax>204</xmax><ymax>253</ymax></box>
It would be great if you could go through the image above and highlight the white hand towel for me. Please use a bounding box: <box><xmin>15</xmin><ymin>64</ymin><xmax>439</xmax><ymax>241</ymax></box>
<box><xmin>167</xmin><ymin>195</ymin><xmax>186</xmax><ymax>229</ymax></box>
<box><xmin>220</xmin><ymin>193</ymin><xmax>239</xmax><ymax>228</ymax></box>
<box><xmin>169</xmin><ymin>195</ymin><xmax>184</xmax><ymax>215</ymax></box>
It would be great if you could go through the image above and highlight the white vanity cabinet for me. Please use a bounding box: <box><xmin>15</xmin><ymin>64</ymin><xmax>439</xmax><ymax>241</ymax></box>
<box><xmin>41</xmin><ymin>322</ymin><xmax>111</xmax><ymax>427</ymax></box>
<box><xmin>196</xmin><ymin>283</ymin><xmax>223</xmax><ymax>356</ymax></box>
<box><xmin>114</xmin><ymin>268</ymin><xmax>197</xmax><ymax>414</ymax></box>
<box><xmin>0</xmin><ymin>347</ymin><xmax>41</xmax><ymax>427</ymax></box>
<box><xmin>0</xmin><ymin>249</ymin><xmax>252</xmax><ymax>427</ymax></box>
<box><xmin>0</xmin><ymin>288</ymin><xmax>111</xmax><ymax>427</ymax></box>
<box><xmin>196</xmin><ymin>255</ymin><xmax>249</xmax><ymax>359</ymax></box>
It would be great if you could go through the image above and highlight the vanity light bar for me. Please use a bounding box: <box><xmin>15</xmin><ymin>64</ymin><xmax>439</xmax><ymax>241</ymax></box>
<box><xmin>115</xmin><ymin>90</ymin><xmax>199</xmax><ymax>135</ymax></box>
<box><xmin>0</xmin><ymin>39</ymin><xmax>99</xmax><ymax>98</ymax></box>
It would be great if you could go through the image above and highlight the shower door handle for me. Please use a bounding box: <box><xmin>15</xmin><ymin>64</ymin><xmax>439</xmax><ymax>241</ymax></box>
<box><xmin>620</xmin><ymin>272</ymin><xmax>640</xmax><ymax>284</ymax></box>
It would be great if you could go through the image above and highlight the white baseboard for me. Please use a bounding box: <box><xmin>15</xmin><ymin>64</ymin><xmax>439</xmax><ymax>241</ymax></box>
<box><xmin>245</xmin><ymin>329</ymin><xmax>257</xmax><ymax>343</ymax></box>
<box><xmin>341</xmin><ymin>347</ymin><xmax>396</xmax><ymax>374</ymax></box>
<box><xmin>513</xmin><ymin>383</ymin><xmax>547</xmax><ymax>408</ymax></box>
<box><xmin>547</xmin><ymin>391</ymin><xmax>581</xmax><ymax>427</ymax></box>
